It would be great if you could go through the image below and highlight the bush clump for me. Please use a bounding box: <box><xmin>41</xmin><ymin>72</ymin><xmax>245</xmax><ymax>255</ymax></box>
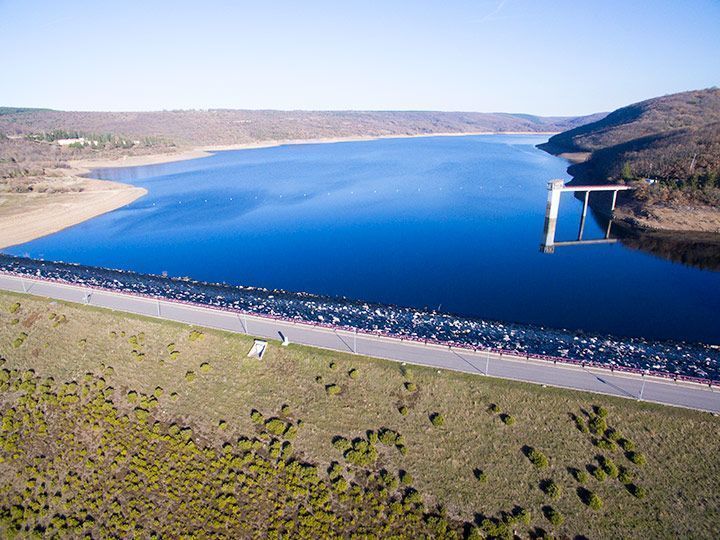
<box><xmin>544</xmin><ymin>506</ymin><xmax>564</xmax><ymax>526</ymax></box>
<box><xmin>9</xmin><ymin>302</ymin><xmax>21</xmax><ymax>313</ymax></box>
<box><xmin>189</xmin><ymin>330</ymin><xmax>205</xmax><ymax>341</ymax></box>
<box><xmin>343</xmin><ymin>438</ymin><xmax>378</xmax><ymax>467</ymax></box>
<box><xmin>378</xmin><ymin>428</ymin><xmax>401</xmax><ymax>446</ymax></box>
<box><xmin>592</xmin><ymin>467</ymin><xmax>607</xmax><ymax>482</ymax></box>
<box><xmin>595</xmin><ymin>438</ymin><xmax>617</xmax><ymax>452</ymax></box>
<box><xmin>399</xmin><ymin>470</ymin><xmax>413</xmax><ymax>485</ymax></box>
<box><xmin>429</xmin><ymin>413</ymin><xmax>445</xmax><ymax>427</ymax></box>
<box><xmin>325</xmin><ymin>384</ymin><xmax>341</xmax><ymax>396</ymax></box>
<box><xmin>579</xmin><ymin>488</ymin><xmax>603</xmax><ymax>510</ymax></box>
<box><xmin>12</xmin><ymin>332</ymin><xmax>28</xmax><ymax>348</ymax></box>
<box><xmin>600</xmin><ymin>456</ymin><xmax>619</xmax><ymax>478</ymax></box>
<box><xmin>404</xmin><ymin>382</ymin><xmax>417</xmax><ymax>392</ymax></box>
<box><xmin>185</xmin><ymin>371</ymin><xmax>196</xmax><ymax>382</ymax></box>
<box><xmin>619</xmin><ymin>438</ymin><xmax>636</xmax><ymax>452</ymax></box>
<box><xmin>588</xmin><ymin>415</ymin><xmax>607</xmax><ymax>435</ymax></box>
<box><xmin>587</xmin><ymin>492</ymin><xmax>603</xmax><ymax>510</ymax></box>
<box><xmin>527</xmin><ymin>447</ymin><xmax>549</xmax><ymax>468</ymax></box>
<box><xmin>250</xmin><ymin>410</ymin><xmax>264</xmax><ymax>425</ymax></box>
<box><xmin>473</xmin><ymin>469</ymin><xmax>487</xmax><ymax>483</ymax></box>
<box><xmin>265</xmin><ymin>418</ymin><xmax>288</xmax><ymax>437</ymax></box>
<box><xmin>501</xmin><ymin>414</ymin><xmax>516</xmax><ymax>426</ymax></box>
<box><xmin>488</xmin><ymin>403</ymin><xmax>501</xmax><ymax>414</ymax></box>
<box><xmin>542</xmin><ymin>479</ymin><xmax>562</xmax><ymax>499</ymax></box>
<box><xmin>200</xmin><ymin>362</ymin><xmax>212</xmax><ymax>373</ymax></box>
<box><xmin>627</xmin><ymin>451</ymin><xmax>647</xmax><ymax>466</ymax></box>
<box><xmin>627</xmin><ymin>483</ymin><xmax>647</xmax><ymax>499</ymax></box>
<box><xmin>348</xmin><ymin>368</ymin><xmax>359</xmax><ymax>379</ymax></box>
<box><xmin>398</xmin><ymin>405</ymin><xmax>409</xmax><ymax>416</ymax></box>
<box><xmin>618</xmin><ymin>466</ymin><xmax>633</xmax><ymax>484</ymax></box>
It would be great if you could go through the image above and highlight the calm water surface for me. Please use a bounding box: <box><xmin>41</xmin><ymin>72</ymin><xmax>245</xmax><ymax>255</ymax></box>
<box><xmin>9</xmin><ymin>135</ymin><xmax>720</xmax><ymax>343</ymax></box>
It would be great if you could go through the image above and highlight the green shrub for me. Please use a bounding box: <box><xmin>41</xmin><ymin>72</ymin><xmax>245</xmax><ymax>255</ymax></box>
<box><xmin>332</xmin><ymin>437</ymin><xmax>351</xmax><ymax>452</ymax></box>
<box><xmin>527</xmin><ymin>448</ymin><xmax>549</xmax><ymax>468</ymax></box>
<box><xmin>10</xmin><ymin>318</ymin><xmax>19</xmax><ymax>325</ymax></box>
<box><xmin>281</xmin><ymin>404</ymin><xmax>291</xmax><ymax>415</ymax></box>
<box><xmin>9</xmin><ymin>302</ymin><xmax>20</xmax><ymax>313</ymax></box>
<box><xmin>501</xmin><ymin>414</ymin><xmax>516</xmax><ymax>426</ymax></box>
<box><xmin>620</xmin><ymin>438</ymin><xmax>636</xmax><ymax>452</ymax></box>
<box><xmin>398</xmin><ymin>405</ymin><xmax>409</xmax><ymax>416</ymax></box>
<box><xmin>404</xmin><ymin>382</ymin><xmax>417</xmax><ymax>392</ymax></box>
<box><xmin>588</xmin><ymin>415</ymin><xmax>607</xmax><ymax>435</ymax></box>
<box><xmin>184</xmin><ymin>371</ymin><xmax>196</xmax><ymax>382</ymax></box>
<box><xmin>250</xmin><ymin>410</ymin><xmax>264</xmax><ymax>424</ymax></box>
<box><xmin>544</xmin><ymin>506</ymin><xmax>564</xmax><ymax>526</ymax></box>
<box><xmin>153</xmin><ymin>387</ymin><xmax>164</xmax><ymax>398</ymax></box>
<box><xmin>189</xmin><ymin>330</ymin><xmax>205</xmax><ymax>341</ymax></box>
<box><xmin>595</xmin><ymin>438</ymin><xmax>617</xmax><ymax>452</ymax></box>
<box><xmin>325</xmin><ymin>384</ymin><xmax>341</xmax><ymax>396</ymax></box>
<box><xmin>580</xmin><ymin>489</ymin><xmax>603</xmax><ymax>510</ymax></box>
<box><xmin>618</xmin><ymin>466</ymin><xmax>633</xmax><ymax>484</ymax></box>
<box><xmin>429</xmin><ymin>413</ymin><xmax>445</xmax><ymax>427</ymax></box>
<box><xmin>200</xmin><ymin>362</ymin><xmax>212</xmax><ymax>373</ymax></box>
<box><xmin>348</xmin><ymin>368</ymin><xmax>359</xmax><ymax>379</ymax></box>
<box><xmin>344</xmin><ymin>438</ymin><xmax>378</xmax><ymax>466</ymax></box>
<box><xmin>488</xmin><ymin>403</ymin><xmax>501</xmax><ymax>414</ymax></box>
<box><xmin>573</xmin><ymin>469</ymin><xmax>589</xmax><ymax>484</ymax></box>
<box><xmin>265</xmin><ymin>418</ymin><xmax>287</xmax><ymax>437</ymax></box>
<box><xmin>627</xmin><ymin>451</ymin><xmax>647</xmax><ymax>466</ymax></box>
<box><xmin>600</xmin><ymin>457</ymin><xmax>619</xmax><ymax>478</ymax></box>
<box><xmin>592</xmin><ymin>467</ymin><xmax>607</xmax><ymax>482</ymax></box>
<box><xmin>399</xmin><ymin>470</ymin><xmax>413</xmax><ymax>485</ymax></box>
<box><xmin>378</xmin><ymin>428</ymin><xmax>400</xmax><ymax>446</ymax></box>
<box><xmin>329</xmin><ymin>362</ymin><xmax>337</xmax><ymax>370</ymax></box>
<box><xmin>473</xmin><ymin>469</ymin><xmax>487</xmax><ymax>483</ymax></box>
<box><xmin>594</xmin><ymin>405</ymin><xmax>609</xmax><ymax>418</ymax></box>
<box><xmin>627</xmin><ymin>483</ymin><xmax>647</xmax><ymax>499</ymax></box>
<box><xmin>542</xmin><ymin>479</ymin><xmax>562</xmax><ymax>499</ymax></box>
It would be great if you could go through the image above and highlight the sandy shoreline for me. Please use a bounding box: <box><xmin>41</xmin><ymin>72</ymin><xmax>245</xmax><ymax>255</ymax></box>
<box><xmin>71</xmin><ymin>130</ymin><xmax>560</xmax><ymax>172</ymax></box>
<box><xmin>0</xmin><ymin>179</ymin><xmax>147</xmax><ymax>249</ymax></box>
<box><xmin>4</xmin><ymin>131</ymin><xmax>555</xmax><ymax>250</ymax></box>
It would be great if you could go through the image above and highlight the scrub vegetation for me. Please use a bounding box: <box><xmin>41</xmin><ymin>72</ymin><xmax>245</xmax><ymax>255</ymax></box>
<box><xmin>1</xmin><ymin>291</ymin><xmax>719</xmax><ymax>538</ymax></box>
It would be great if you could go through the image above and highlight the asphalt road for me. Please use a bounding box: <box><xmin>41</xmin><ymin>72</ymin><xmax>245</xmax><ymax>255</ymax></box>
<box><xmin>2</xmin><ymin>273</ymin><xmax>718</xmax><ymax>414</ymax></box>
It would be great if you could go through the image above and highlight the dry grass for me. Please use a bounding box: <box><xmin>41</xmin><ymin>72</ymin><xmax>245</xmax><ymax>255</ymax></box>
<box><xmin>1</xmin><ymin>290</ymin><xmax>719</xmax><ymax>538</ymax></box>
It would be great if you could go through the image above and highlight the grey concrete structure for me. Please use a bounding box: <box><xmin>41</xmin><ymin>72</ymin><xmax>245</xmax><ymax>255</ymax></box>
<box><xmin>1</xmin><ymin>272</ymin><xmax>718</xmax><ymax>413</ymax></box>
<box><xmin>541</xmin><ymin>179</ymin><xmax>633</xmax><ymax>253</ymax></box>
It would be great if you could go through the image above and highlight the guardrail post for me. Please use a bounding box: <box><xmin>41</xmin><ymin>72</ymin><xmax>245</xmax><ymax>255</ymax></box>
<box><xmin>20</xmin><ymin>278</ymin><xmax>27</xmax><ymax>293</ymax></box>
<box><xmin>353</xmin><ymin>329</ymin><xmax>357</xmax><ymax>354</ymax></box>
<box><xmin>485</xmin><ymin>353</ymin><xmax>490</xmax><ymax>376</ymax></box>
<box><xmin>639</xmin><ymin>374</ymin><xmax>646</xmax><ymax>401</ymax></box>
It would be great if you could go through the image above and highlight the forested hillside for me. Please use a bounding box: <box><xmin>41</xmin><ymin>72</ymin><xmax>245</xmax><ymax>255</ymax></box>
<box><xmin>539</xmin><ymin>89</ymin><xmax>720</xmax><ymax>232</ymax></box>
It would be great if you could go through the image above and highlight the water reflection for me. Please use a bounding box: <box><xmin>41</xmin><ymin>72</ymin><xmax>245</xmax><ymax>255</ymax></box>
<box><xmin>541</xmin><ymin>202</ymin><xmax>720</xmax><ymax>272</ymax></box>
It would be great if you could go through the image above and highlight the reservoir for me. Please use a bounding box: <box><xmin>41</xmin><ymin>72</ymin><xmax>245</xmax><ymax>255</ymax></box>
<box><xmin>8</xmin><ymin>135</ymin><xmax>720</xmax><ymax>343</ymax></box>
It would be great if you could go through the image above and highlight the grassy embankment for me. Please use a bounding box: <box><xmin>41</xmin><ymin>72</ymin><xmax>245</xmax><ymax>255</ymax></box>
<box><xmin>1</xmin><ymin>290</ymin><xmax>719</xmax><ymax>538</ymax></box>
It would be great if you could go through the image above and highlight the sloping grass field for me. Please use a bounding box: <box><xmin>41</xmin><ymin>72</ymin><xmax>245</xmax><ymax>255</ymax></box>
<box><xmin>1</xmin><ymin>290</ymin><xmax>719</xmax><ymax>538</ymax></box>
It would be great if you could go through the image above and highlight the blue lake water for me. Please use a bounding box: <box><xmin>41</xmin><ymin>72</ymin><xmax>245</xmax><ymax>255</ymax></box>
<box><xmin>8</xmin><ymin>135</ymin><xmax>720</xmax><ymax>343</ymax></box>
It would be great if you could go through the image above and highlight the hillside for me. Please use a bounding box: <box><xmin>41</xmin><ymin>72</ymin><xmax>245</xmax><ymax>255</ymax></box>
<box><xmin>1</xmin><ymin>290</ymin><xmax>719</xmax><ymax>538</ymax></box>
<box><xmin>538</xmin><ymin>89</ymin><xmax>720</xmax><ymax>233</ymax></box>
<box><xmin>0</xmin><ymin>109</ymin><xmax>604</xmax><ymax>147</ymax></box>
<box><xmin>0</xmin><ymin>109</ymin><xmax>604</xmax><ymax>179</ymax></box>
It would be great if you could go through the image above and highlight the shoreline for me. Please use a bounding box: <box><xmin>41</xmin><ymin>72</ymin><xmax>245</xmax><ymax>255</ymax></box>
<box><xmin>72</xmin><ymin>130</ymin><xmax>560</xmax><ymax>172</ymax></box>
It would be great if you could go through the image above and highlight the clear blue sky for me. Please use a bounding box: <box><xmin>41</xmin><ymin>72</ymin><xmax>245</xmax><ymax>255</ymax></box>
<box><xmin>1</xmin><ymin>0</ymin><xmax>718</xmax><ymax>115</ymax></box>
